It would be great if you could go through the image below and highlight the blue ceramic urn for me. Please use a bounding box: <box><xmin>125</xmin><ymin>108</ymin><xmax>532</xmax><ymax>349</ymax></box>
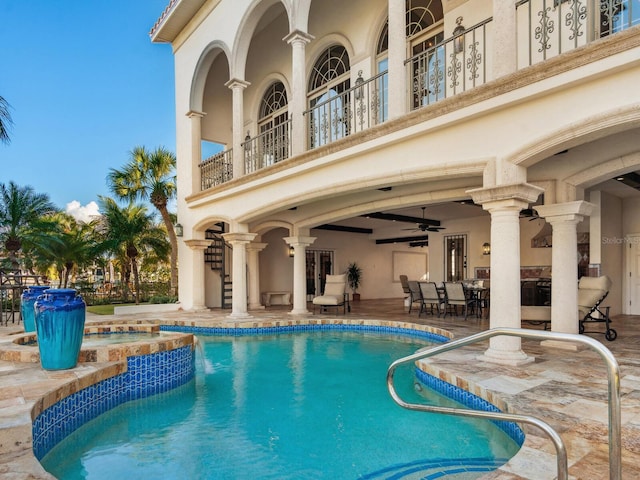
<box><xmin>34</xmin><ymin>289</ymin><xmax>86</xmax><ymax>370</ymax></box>
<box><xmin>20</xmin><ymin>285</ymin><xmax>51</xmax><ymax>333</ymax></box>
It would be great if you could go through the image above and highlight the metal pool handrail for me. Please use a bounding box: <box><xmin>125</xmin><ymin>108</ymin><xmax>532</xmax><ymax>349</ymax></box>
<box><xmin>386</xmin><ymin>327</ymin><xmax>621</xmax><ymax>480</ymax></box>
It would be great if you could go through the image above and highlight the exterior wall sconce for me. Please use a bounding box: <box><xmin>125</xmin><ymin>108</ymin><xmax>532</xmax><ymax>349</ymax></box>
<box><xmin>354</xmin><ymin>70</ymin><xmax>364</xmax><ymax>100</ymax></box>
<box><xmin>482</xmin><ymin>242</ymin><xmax>491</xmax><ymax>255</ymax></box>
<box><xmin>288</xmin><ymin>245</ymin><xmax>295</xmax><ymax>257</ymax></box>
<box><xmin>175</xmin><ymin>223</ymin><xmax>183</xmax><ymax>237</ymax></box>
<box><xmin>453</xmin><ymin>16</ymin><xmax>465</xmax><ymax>54</ymax></box>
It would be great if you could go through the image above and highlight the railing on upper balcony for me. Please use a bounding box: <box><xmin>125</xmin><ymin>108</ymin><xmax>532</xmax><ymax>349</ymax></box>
<box><xmin>516</xmin><ymin>0</ymin><xmax>639</xmax><ymax>67</ymax></box>
<box><xmin>407</xmin><ymin>18</ymin><xmax>492</xmax><ymax>111</ymax></box>
<box><xmin>200</xmin><ymin>149</ymin><xmax>233</xmax><ymax>191</ymax></box>
<box><xmin>242</xmin><ymin>119</ymin><xmax>292</xmax><ymax>173</ymax></box>
<box><xmin>304</xmin><ymin>71</ymin><xmax>389</xmax><ymax>149</ymax></box>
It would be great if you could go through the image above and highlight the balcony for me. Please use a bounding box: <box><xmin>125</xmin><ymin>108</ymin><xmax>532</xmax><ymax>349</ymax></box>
<box><xmin>200</xmin><ymin>149</ymin><xmax>233</xmax><ymax>190</ymax></box>
<box><xmin>197</xmin><ymin>0</ymin><xmax>638</xmax><ymax>192</ymax></box>
<box><xmin>243</xmin><ymin>119</ymin><xmax>292</xmax><ymax>174</ymax></box>
<box><xmin>304</xmin><ymin>71</ymin><xmax>388</xmax><ymax>149</ymax></box>
<box><xmin>408</xmin><ymin>18</ymin><xmax>492</xmax><ymax>110</ymax></box>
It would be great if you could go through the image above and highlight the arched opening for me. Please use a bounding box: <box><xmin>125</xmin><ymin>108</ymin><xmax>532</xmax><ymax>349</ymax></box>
<box><xmin>307</xmin><ymin>44</ymin><xmax>351</xmax><ymax>148</ymax></box>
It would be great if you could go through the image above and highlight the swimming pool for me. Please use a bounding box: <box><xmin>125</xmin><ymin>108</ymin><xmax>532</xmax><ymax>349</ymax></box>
<box><xmin>40</xmin><ymin>330</ymin><xmax>521</xmax><ymax>479</ymax></box>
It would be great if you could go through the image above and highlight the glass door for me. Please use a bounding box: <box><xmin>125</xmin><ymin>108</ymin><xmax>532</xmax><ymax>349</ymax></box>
<box><xmin>444</xmin><ymin>234</ymin><xmax>467</xmax><ymax>281</ymax></box>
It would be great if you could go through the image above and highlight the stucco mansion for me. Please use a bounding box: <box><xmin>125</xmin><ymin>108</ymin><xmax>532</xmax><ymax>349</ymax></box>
<box><xmin>150</xmin><ymin>0</ymin><xmax>640</xmax><ymax>364</ymax></box>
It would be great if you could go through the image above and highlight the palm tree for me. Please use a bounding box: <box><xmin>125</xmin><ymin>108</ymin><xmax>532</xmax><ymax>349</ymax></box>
<box><xmin>107</xmin><ymin>146</ymin><xmax>178</xmax><ymax>296</ymax></box>
<box><xmin>98</xmin><ymin>197</ymin><xmax>170</xmax><ymax>304</ymax></box>
<box><xmin>0</xmin><ymin>95</ymin><xmax>13</xmax><ymax>145</ymax></box>
<box><xmin>0</xmin><ymin>181</ymin><xmax>57</xmax><ymax>269</ymax></box>
<box><xmin>29</xmin><ymin>213</ymin><xmax>101</xmax><ymax>288</ymax></box>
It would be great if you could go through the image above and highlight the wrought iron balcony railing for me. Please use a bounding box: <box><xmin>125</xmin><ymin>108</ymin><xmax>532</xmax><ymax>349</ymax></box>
<box><xmin>200</xmin><ymin>149</ymin><xmax>233</xmax><ymax>190</ymax></box>
<box><xmin>304</xmin><ymin>71</ymin><xmax>389</xmax><ymax>149</ymax></box>
<box><xmin>242</xmin><ymin>119</ymin><xmax>292</xmax><ymax>173</ymax></box>
<box><xmin>407</xmin><ymin>18</ymin><xmax>492</xmax><ymax>111</ymax></box>
<box><xmin>516</xmin><ymin>0</ymin><xmax>639</xmax><ymax>67</ymax></box>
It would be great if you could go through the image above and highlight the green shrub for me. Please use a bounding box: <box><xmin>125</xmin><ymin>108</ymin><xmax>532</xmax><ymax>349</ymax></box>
<box><xmin>149</xmin><ymin>295</ymin><xmax>178</xmax><ymax>304</ymax></box>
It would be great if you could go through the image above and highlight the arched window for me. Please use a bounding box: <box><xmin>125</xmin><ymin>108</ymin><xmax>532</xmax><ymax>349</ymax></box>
<box><xmin>257</xmin><ymin>82</ymin><xmax>289</xmax><ymax>166</ymax></box>
<box><xmin>307</xmin><ymin>45</ymin><xmax>350</xmax><ymax>148</ymax></box>
<box><xmin>376</xmin><ymin>1</ymin><xmax>444</xmax><ymax>109</ymax></box>
<box><xmin>406</xmin><ymin>0</ymin><xmax>445</xmax><ymax>106</ymax></box>
<box><xmin>376</xmin><ymin>23</ymin><xmax>389</xmax><ymax>123</ymax></box>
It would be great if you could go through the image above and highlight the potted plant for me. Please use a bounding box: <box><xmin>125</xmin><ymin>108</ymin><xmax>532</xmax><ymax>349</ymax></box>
<box><xmin>346</xmin><ymin>262</ymin><xmax>362</xmax><ymax>301</ymax></box>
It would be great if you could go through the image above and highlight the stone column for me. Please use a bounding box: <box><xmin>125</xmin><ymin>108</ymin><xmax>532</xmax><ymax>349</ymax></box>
<box><xmin>388</xmin><ymin>0</ymin><xmax>407</xmax><ymax>119</ymax></box>
<box><xmin>284</xmin><ymin>235</ymin><xmax>317</xmax><ymax>315</ymax></box>
<box><xmin>186</xmin><ymin>110</ymin><xmax>205</xmax><ymax>194</ymax></box>
<box><xmin>246</xmin><ymin>242</ymin><xmax>267</xmax><ymax>310</ymax></box>
<box><xmin>222</xmin><ymin>232</ymin><xmax>258</xmax><ymax>318</ymax></box>
<box><xmin>184</xmin><ymin>239</ymin><xmax>211</xmax><ymax>311</ymax></box>
<box><xmin>492</xmin><ymin>0</ymin><xmax>517</xmax><ymax>78</ymax></box>
<box><xmin>284</xmin><ymin>30</ymin><xmax>314</xmax><ymax>156</ymax></box>
<box><xmin>225</xmin><ymin>78</ymin><xmax>250</xmax><ymax>179</ymax></box>
<box><xmin>469</xmin><ymin>183</ymin><xmax>544</xmax><ymax>365</ymax></box>
<box><xmin>536</xmin><ymin>201</ymin><xmax>594</xmax><ymax>348</ymax></box>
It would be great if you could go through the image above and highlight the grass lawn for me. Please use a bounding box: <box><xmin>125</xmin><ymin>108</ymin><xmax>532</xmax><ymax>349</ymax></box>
<box><xmin>87</xmin><ymin>304</ymin><xmax>137</xmax><ymax>315</ymax></box>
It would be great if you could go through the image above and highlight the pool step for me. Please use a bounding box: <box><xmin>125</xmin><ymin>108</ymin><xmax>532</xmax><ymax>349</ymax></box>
<box><xmin>360</xmin><ymin>457</ymin><xmax>510</xmax><ymax>480</ymax></box>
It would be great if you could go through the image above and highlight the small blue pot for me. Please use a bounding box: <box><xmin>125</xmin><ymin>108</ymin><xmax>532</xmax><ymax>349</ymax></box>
<box><xmin>20</xmin><ymin>285</ymin><xmax>51</xmax><ymax>333</ymax></box>
<box><xmin>34</xmin><ymin>289</ymin><xmax>86</xmax><ymax>370</ymax></box>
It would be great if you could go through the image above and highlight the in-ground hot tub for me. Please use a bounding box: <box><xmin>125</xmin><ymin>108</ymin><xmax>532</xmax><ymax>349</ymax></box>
<box><xmin>2</xmin><ymin>323</ymin><xmax>193</xmax><ymax>363</ymax></box>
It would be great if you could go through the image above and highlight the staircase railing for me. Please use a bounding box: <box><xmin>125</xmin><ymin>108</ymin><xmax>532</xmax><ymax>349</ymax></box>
<box><xmin>204</xmin><ymin>226</ymin><xmax>233</xmax><ymax>309</ymax></box>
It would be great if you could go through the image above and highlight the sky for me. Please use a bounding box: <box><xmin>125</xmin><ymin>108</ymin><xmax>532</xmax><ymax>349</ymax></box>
<box><xmin>0</xmin><ymin>0</ymin><xmax>175</xmax><ymax>221</ymax></box>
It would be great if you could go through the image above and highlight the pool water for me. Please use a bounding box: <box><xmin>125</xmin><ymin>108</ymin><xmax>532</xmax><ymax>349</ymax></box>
<box><xmin>41</xmin><ymin>331</ymin><xmax>520</xmax><ymax>479</ymax></box>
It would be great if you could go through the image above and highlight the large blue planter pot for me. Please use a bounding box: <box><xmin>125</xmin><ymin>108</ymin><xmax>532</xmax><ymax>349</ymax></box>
<box><xmin>34</xmin><ymin>289</ymin><xmax>86</xmax><ymax>370</ymax></box>
<box><xmin>20</xmin><ymin>285</ymin><xmax>51</xmax><ymax>333</ymax></box>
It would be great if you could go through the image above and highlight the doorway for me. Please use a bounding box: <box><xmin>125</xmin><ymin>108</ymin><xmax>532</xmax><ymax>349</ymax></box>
<box><xmin>625</xmin><ymin>234</ymin><xmax>640</xmax><ymax>314</ymax></box>
<box><xmin>306</xmin><ymin>250</ymin><xmax>335</xmax><ymax>301</ymax></box>
<box><xmin>444</xmin><ymin>234</ymin><xmax>467</xmax><ymax>281</ymax></box>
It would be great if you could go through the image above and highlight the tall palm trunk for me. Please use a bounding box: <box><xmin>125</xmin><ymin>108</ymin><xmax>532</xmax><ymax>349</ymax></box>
<box><xmin>131</xmin><ymin>258</ymin><xmax>141</xmax><ymax>304</ymax></box>
<box><xmin>157</xmin><ymin>204</ymin><xmax>178</xmax><ymax>296</ymax></box>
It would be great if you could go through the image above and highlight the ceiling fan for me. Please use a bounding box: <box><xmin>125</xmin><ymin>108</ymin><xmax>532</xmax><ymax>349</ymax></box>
<box><xmin>402</xmin><ymin>207</ymin><xmax>445</xmax><ymax>232</ymax></box>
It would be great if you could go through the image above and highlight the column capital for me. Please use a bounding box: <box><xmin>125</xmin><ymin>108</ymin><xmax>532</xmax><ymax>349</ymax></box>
<box><xmin>246</xmin><ymin>242</ymin><xmax>268</xmax><ymax>253</ymax></box>
<box><xmin>283</xmin><ymin>236</ymin><xmax>316</xmax><ymax>247</ymax></box>
<box><xmin>186</xmin><ymin>110</ymin><xmax>206</xmax><ymax>118</ymax></box>
<box><xmin>184</xmin><ymin>239</ymin><xmax>211</xmax><ymax>250</ymax></box>
<box><xmin>283</xmin><ymin>29</ymin><xmax>314</xmax><ymax>45</ymax></box>
<box><xmin>222</xmin><ymin>232</ymin><xmax>258</xmax><ymax>244</ymax></box>
<box><xmin>225</xmin><ymin>78</ymin><xmax>251</xmax><ymax>90</ymax></box>
<box><xmin>536</xmin><ymin>201</ymin><xmax>594</xmax><ymax>223</ymax></box>
<box><xmin>468</xmin><ymin>183</ymin><xmax>544</xmax><ymax>211</ymax></box>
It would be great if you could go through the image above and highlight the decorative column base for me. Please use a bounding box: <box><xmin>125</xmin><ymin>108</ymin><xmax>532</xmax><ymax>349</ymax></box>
<box><xmin>248</xmin><ymin>303</ymin><xmax>266</xmax><ymax>310</ymax></box>
<box><xmin>288</xmin><ymin>308</ymin><xmax>309</xmax><ymax>316</ymax></box>
<box><xmin>227</xmin><ymin>311</ymin><xmax>254</xmax><ymax>320</ymax></box>
<box><xmin>478</xmin><ymin>347</ymin><xmax>535</xmax><ymax>366</ymax></box>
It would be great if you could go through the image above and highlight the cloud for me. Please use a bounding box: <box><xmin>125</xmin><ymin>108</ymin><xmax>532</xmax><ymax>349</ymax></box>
<box><xmin>65</xmin><ymin>200</ymin><xmax>100</xmax><ymax>223</ymax></box>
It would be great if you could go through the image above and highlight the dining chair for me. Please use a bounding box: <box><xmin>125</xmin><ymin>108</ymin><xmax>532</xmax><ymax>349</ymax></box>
<box><xmin>407</xmin><ymin>281</ymin><xmax>425</xmax><ymax>315</ymax></box>
<box><xmin>418</xmin><ymin>281</ymin><xmax>442</xmax><ymax>316</ymax></box>
<box><xmin>443</xmin><ymin>282</ymin><xmax>474</xmax><ymax>319</ymax></box>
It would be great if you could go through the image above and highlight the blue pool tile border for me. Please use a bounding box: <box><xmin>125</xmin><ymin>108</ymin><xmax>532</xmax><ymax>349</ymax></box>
<box><xmin>32</xmin><ymin>345</ymin><xmax>195</xmax><ymax>460</ymax></box>
<box><xmin>414</xmin><ymin>368</ymin><xmax>526</xmax><ymax>446</ymax></box>
<box><xmin>160</xmin><ymin>323</ymin><xmax>451</xmax><ymax>343</ymax></box>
